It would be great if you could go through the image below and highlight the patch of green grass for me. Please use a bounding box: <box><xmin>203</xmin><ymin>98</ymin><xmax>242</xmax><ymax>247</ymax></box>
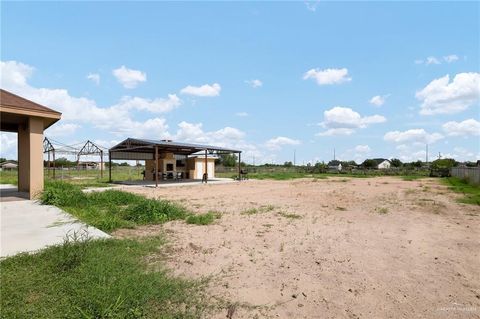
<box><xmin>241</xmin><ymin>208</ymin><xmax>259</xmax><ymax>215</ymax></box>
<box><xmin>260</xmin><ymin>204</ymin><xmax>275</xmax><ymax>212</ymax></box>
<box><xmin>278</xmin><ymin>212</ymin><xmax>302</xmax><ymax>219</ymax></box>
<box><xmin>247</xmin><ymin>172</ymin><xmax>312</xmax><ymax>180</ymax></box>
<box><xmin>0</xmin><ymin>170</ymin><xmax>17</xmax><ymax>185</ymax></box>
<box><xmin>443</xmin><ymin>177</ymin><xmax>480</xmax><ymax>206</ymax></box>
<box><xmin>375</xmin><ymin>207</ymin><xmax>389</xmax><ymax>214</ymax></box>
<box><xmin>401</xmin><ymin>175</ymin><xmax>428</xmax><ymax>181</ymax></box>
<box><xmin>0</xmin><ymin>236</ymin><xmax>210</xmax><ymax>318</ymax></box>
<box><xmin>185</xmin><ymin>211</ymin><xmax>222</xmax><ymax>225</ymax></box>
<box><xmin>41</xmin><ymin>180</ymin><xmax>189</xmax><ymax>232</ymax></box>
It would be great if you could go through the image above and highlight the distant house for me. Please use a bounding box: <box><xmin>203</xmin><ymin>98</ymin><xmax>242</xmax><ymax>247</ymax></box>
<box><xmin>0</xmin><ymin>160</ymin><xmax>18</xmax><ymax>171</ymax></box>
<box><xmin>327</xmin><ymin>160</ymin><xmax>342</xmax><ymax>172</ymax></box>
<box><xmin>373</xmin><ymin>158</ymin><xmax>391</xmax><ymax>169</ymax></box>
<box><xmin>77</xmin><ymin>161</ymin><xmax>105</xmax><ymax>170</ymax></box>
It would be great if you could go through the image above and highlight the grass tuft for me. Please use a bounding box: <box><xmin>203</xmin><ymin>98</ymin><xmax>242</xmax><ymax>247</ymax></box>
<box><xmin>185</xmin><ymin>211</ymin><xmax>222</xmax><ymax>225</ymax></box>
<box><xmin>241</xmin><ymin>205</ymin><xmax>276</xmax><ymax>215</ymax></box>
<box><xmin>278</xmin><ymin>212</ymin><xmax>302</xmax><ymax>219</ymax></box>
<box><xmin>375</xmin><ymin>207</ymin><xmax>389</xmax><ymax>214</ymax></box>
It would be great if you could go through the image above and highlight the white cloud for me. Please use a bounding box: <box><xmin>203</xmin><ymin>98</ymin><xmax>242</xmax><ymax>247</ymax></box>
<box><xmin>170</xmin><ymin>121</ymin><xmax>272</xmax><ymax>162</ymax></box>
<box><xmin>316</xmin><ymin>128</ymin><xmax>355</xmax><ymax>137</ymax></box>
<box><xmin>416</xmin><ymin>72</ymin><xmax>480</xmax><ymax>115</ymax></box>
<box><xmin>122</xmin><ymin>118</ymin><xmax>170</xmax><ymax>139</ymax></box>
<box><xmin>355</xmin><ymin>145</ymin><xmax>371</xmax><ymax>153</ymax></box>
<box><xmin>303</xmin><ymin>68</ymin><xmax>351</xmax><ymax>85</ymax></box>
<box><xmin>369</xmin><ymin>94</ymin><xmax>389</xmax><ymax>107</ymax></box>
<box><xmin>416</xmin><ymin>54</ymin><xmax>460</xmax><ymax>65</ymax></box>
<box><xmin>265</xmin><ymin>136</ymin><xmax>301</xmax><ymax>151</ymax></box>
<box><xmin>443</xmin><ymin>54</ymin><xmax>459</xmax><ymax>63</ymax></box>
<box><xmin>0</xmin><ymin>61</ymin><xmax>34</xmax><ymax>87</ymax></box>
<box><xmin>235</xmin><ymin>112</ymin><xmax>249</xmax><ymax>117</ymax></box>
<box><xmin>317</xmin><ymin>106</ymin><xmax>386</xmax><ymax>136</ymax></box>
<box><xmin>0</xmin><ymin>132</ymin><xmax>17</xmax><ymax>159</ymax></box>
<box><xmin>384</xmin><ymin>129</ymin><xmax>444</xmax><ymax>144</ymax></box>
<box><xmin>304</xmin><ymin>1</ymin><xmax>320</xmax><ymax>12</ymax></box>
<box><xmin>180</xmin><ymin>83</ymin><xmax>221</xmax><ymax>97</ymax></box>
<box><xmin>426</xmin><ymin>56</ymin><xmax>441</xmax><ymax>65</ymax></box>
<box><xmin>114</xmin><ymin>95</ymin><xmax>181</xmax><ymax>113</ymax></box>
<box><xmin>45</xmin><ymin>123</ymin><xmax>81</xmax><ymax>137</ymax></box>
<box><xmin>174</xmin><ymin>122</ymin><xmax>245</xmax><ymax>146</ymax></box>
<box><xmin>112</xmin><ymin>65</ymin><xmax>146</xmax><ymax>89</ymax></box>
<box><xmin>86</xmin><ymin>73</ymin><xmax>100</xmax><ymax>85</ymax></box>
<box><xmin>245</xmin><ymin>79</ymin><xmax>262</xmax><ymax>88</ymax></box>
<box><xmin>0</xmin><ymin>60</ymin><xmax>178</xmax><ymax>137</ymax></box>
<box><xmin>395</xmin><ymin>144</ymin><xmax>428</xmax><ymax>162</ymax></box>
<box><xmin>442</xmin><ymin>119</ymin><xmax>480</xmax><ymax>136</ymax></box>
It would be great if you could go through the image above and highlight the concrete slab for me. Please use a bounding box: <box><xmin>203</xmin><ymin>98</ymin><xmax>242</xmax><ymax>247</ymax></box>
<box><xmin>0</xmin><ymin>184</ymin><xmax>28</xmax><ymax>202</ymax></box>
<box><xmin>0</xmin><ymin>200</ymin><xmax>110</xmax><ymax>258</ymax></box>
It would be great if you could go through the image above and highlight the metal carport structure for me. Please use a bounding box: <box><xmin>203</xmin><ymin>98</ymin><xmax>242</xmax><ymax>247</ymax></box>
<box><xmin>108</xmin><ymin>138</ymin><xmax>242</xmax><ymax>186</ymax></box>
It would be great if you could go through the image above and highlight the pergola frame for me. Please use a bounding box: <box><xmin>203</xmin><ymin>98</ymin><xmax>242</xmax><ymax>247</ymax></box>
<box><xmin>76</xmin><ymin>140</ymin><xmax>104</xmax><ymax>178</ymax></box>
<box><xmin>43</xmin><ymin>137</ymin><xmax>107</xmax><ymax>178</ymax></box>
<box><xmin>109</xmin><ymin>138</ymin><xmax>242</xmax><ymax>187</ymax></box>
<box><xmin>43</xmin><ymin>137</ymin><xmax>56</xmax><ymax>178</ymax></box>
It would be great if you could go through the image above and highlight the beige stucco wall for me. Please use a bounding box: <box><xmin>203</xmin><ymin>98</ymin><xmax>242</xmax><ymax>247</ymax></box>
<box><xmin>17</xmin><ymin>117</ymin><xmax>44</xmax><ymax>199</ymax></box>
<box><xmin>187</xmin><ymin>157</ymin><xmax>216</xmax><ymax>179</ymax></box>
<box><xmin>144</xmin><ymin>154</ymin><xmax>215</xmax><ymax>180</ymax></box>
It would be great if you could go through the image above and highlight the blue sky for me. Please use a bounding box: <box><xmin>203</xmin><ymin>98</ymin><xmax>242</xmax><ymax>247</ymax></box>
<box><xmin>1</xmin><ymin>1</ymin><xmax>479</xmax><ymax>164</ymax></box>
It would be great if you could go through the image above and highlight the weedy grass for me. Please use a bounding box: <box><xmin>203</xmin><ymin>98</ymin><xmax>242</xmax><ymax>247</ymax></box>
<box><xmin>375</xmin><ymin>207</ymin><xmax>389</xmax><ymax>214</ymax></box>
<box><xmin>278</xmin><ymin>212</ymin><xmax>302</xmax><ymax>219</ymax></box>
<box><xmin>241</xmin><ymin>208</ymin><xmax>259</xmax><ymax>215</ymax></box>
<box><xmin>0</xmin><ymin>235</ymin><xmax>210</xmax><ymax>318</ymax></box>
<box><xmin>41</xmin><ymin>180</ymin><xmax>189</xmax><ymax>232</ymax></box>
<box><xmin>186</xmin><ymin>211</ymin><xmax>222</xmax><ymax>225</ymax></box>
<box><xmin>0</xmin><ymin>170</ymin><xmax>18</xmax><ymax>185</ymax></box>
<box><xmin>241</xmin><ymin>205</ymin><xmax>276</xmax><ymax>215</ymax></box>
<box><xmin>443</xmin><ymin>177</ymin><xmax>480</xmax><ymax>206</ymax></box>
<box><xmin>401</xmin><ymin>175</ymin><xmax>428</xmax><ymax>181</ymax></box>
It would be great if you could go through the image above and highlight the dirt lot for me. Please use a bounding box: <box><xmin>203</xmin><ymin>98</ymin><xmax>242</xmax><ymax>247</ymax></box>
<box><xmin>114</xmin><ymin>177</ymin><xmax>480</xmax><ymax>319</ymax></box>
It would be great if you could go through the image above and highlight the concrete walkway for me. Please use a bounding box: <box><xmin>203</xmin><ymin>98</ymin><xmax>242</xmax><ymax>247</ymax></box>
<box><xmin>0</xmin><ymin>199</ymin><xmax>110</xmax><ymax>258</ymax></box>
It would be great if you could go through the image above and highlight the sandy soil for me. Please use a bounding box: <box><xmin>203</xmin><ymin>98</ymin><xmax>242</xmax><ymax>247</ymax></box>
<box><xmin>114</xmin><ymin>177</ymin><xmax>480</xmax><ymax>319</ymax></box>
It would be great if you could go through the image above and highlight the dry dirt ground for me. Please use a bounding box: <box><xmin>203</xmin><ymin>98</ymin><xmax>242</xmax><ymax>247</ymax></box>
<box><xmin>114</xmin><ymin>177</ymin><xmax>480</xmax><ymax>319</ymax></box>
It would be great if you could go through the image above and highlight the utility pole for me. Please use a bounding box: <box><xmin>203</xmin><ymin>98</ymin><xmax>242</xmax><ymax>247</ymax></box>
<box><xmin>294</xmin><ymin>150</ymin><xmax>296</xmax><ymax>166</ymax></box>
<box><xmin>333</xmin><ymin>148</ymin><xmax>336</xmax><ymax>161</ymax></box>
<box><xmin>438</xmin><ymin>152</ymin><xmax>441</xmax><ymax>160</ymax></box>
<box><xmin>426</xmin><ymin>144</ymin><xmax>428</xmax><ymax>164</ymax></box>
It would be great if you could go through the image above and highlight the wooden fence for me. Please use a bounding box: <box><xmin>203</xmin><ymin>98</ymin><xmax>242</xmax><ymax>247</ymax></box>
<box><xmin>451</xmin><ymin>167</ymin><xmax>480</xmax><ymax>185</ymax></box>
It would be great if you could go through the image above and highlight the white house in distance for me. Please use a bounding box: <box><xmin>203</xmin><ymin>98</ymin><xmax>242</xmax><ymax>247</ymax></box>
<box><xmin>373</xmin><ymin>158</ymin><xmax>391</xmax><ymax>169</ymax></box>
